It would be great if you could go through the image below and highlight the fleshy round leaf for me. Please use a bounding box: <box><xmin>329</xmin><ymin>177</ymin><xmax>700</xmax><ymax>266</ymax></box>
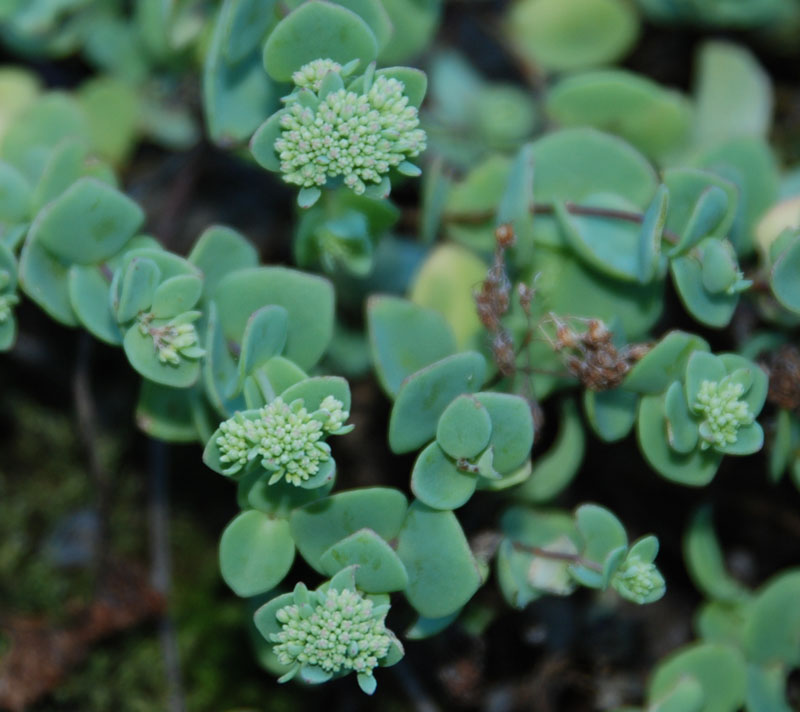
<box><xmin>771</xmin><ymin>236</ymin><xmax>800</xmax><ymax>314</ymax></box>
<box><xmin>683</xmin><ymin>506</ymin><xmax>750</xmax><ymax>603</ymax></box>
<box><xmin>624</xmin><ymin>331</ymin><xmax>709</xmax><ymax>394</ymax></box>
<box><xmin>664</xmin><ymin>381</ymin><xmax>698</xmax><ymax>454</ymax></box>
<box><xmin>18</xmin><ymin>229</ymin><xmax>77</xmax><ymax>326</ymax></box>
<box><xmin>389</xmin><ymin>351</ymin><xmax>487</xmax><ymax>454</ymax></box>
<box><xmin>238</xmin><ymin>305</ymin><xmax>289</xmax><ymax>386</ymax></box>
<box><xmin>367</xmin><ymin>295</ymin><xmax>457</xmax><ymax>397</ymax></box>
<box><xmin>114</xmin><ymin>257</ymin><xmax>160</xmax><ymax>324</ymax></box>
<box><xmin>649</xmin><ymin>643</ymin><xmax>747</xmax><ymax>712</ymax></box>
<box><xmin>135</xmin><ymin>381</ymin><xmax>200</xmax><ymax>443</ymax></box>
<box><xmin>506</xmin><ymin>0</ymin><xmax>638</xmax><ymax>73</ymax></box>
<box><xmin>289</xmin><ymin>488</ymin><xmax>408</xmax><ymax>573</ymax></box>
<box><xmin>69</xmin><ymin>263</ymin><xmax>122</xmax><ymax>345</ymax></box>
<box><xmin>262</xmin><ymin>1</ymin><xmax>378</xmax><ymax>82</ymax></box>
<box><xmin>436</xmin><ymin>394</ymin><xmax>492</xmax><ymax>460</ymax></box>
<box><xmin>280</xmin><ymin>375</ymin><xmax>351</xmax><ymax>413</ymax></box>
<box><xmin>670</xmin><ymin>254</ymin><xmax>738</xmax><ymax>329</ymax></box>
<box><xmin>410</xmin><ymin>442</ymin><xmax>478</xmax><ymax>510</ymax></box>
<box><xmin>219</xmin><ymin>510</ymin><xmax>295</xmax><ymax>597</ymax></box>
<box><xmin>744</xmin><ymin>569</ymin><xmax>800</xmax><ymax>666</ymax></box>
<box><xmin>319</xmin><ymin>528</ymin><xmax>409</xmax><ymax>593</ymax></box>
<box><xmin>583</xmin><ymin>388</ymin><xmax>637</xmax><ymax>443</ymax></box>
<box><xmin>188</xmin><ymin>225</ymin><xmax>259</xmax><ymax>301</ymax></box>
<box><xmin>473</xmin><ymin>392</ymin><xmax>534</xmax><ymax>474</ymax></box>
<box><xmin>396</xmin><ymin>501</ymin><xmax>481</xmax><ymax>618</ymax></box>
<box><xmin>637</xmin><ymin>392</ymin><xmax>721</xmax><ymax>486</ymax></box>
<box><xmin>250</xmin><ymin>111</ymin><xmax>283</xmax><ymax>172</ymax></box>
<box><xmin>214</xmin><ymin>267</ymin><xmax>334</xmax><ymax>370</ymax></box>
<box><xmin>31</xmin><ymin>178</ymin><xmax>144</xmax><ymax>265</ymax></box>
<box><xmin>151</xmin><ymin>274</ymin><xmax>203</xmax><ymax>319</ymax></box>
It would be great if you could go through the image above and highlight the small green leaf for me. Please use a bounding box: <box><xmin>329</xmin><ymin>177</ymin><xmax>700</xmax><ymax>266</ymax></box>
<box><xmin>623</xmin><ymin>331</ymin><xmax>709</xmax><ymax>394</ymax></box>
<box><xmin>123</xmin><ymin>323</ymin><xmax>201</xmax><ymax>388</ymax></box>
<box><xmin>473</xmin><ymin>392</ymin><xmax>534</xmax><ymax>474</ymax></box>
<box><xmin>583</xmin><ymin>388</ymin><xmax>638</xmax><ymax>443</ymax></box>
<box><xmin>114</xmin><ymin>257</ymin><xmax>160</xmax><ymax>324</ymax></box>
<box><xmin>262</xmin><ymin>0</ymin><xmax>378</xmax><ymax>82</ymax></box>
<box><xmin>219</xmin><ymin>510</ymin><xmax>295</xmax><ymax>597</ymax></box>
<box><xmin>151</xmin><ymin>274</ymin><xmax>203</xmax><ymax>319</ymax></box>
<box><xmin>771</xmin><ymin>236</ymin><xmax>800</xmax><ymax>314</ymax></box>
<box><xmin>436</xmin><ymin>394</ymin><xmax>492</xmax><ymax>460</ymax></box>
<box><xmin>367</xmin><ymin>295</ymin><xmax>457</xmax><ymax>397</ymax></box>
<box><xmin>319</xmin><ymin>528</ymin><xmax>409</xmax><ymax>593</ymax></box>
<box><xmin>410</xmin><ymin>442</ymin><xmax>478</xmax><ymax>510</ymax></box>
<box><xmin>649</xmin><ymin>643</ymin><xmax>747</xmax><ymax>712</ymax></box>
<box><xmin>664</xmin><ymin>381</ymin><xmax>698</xmax><ymax>454</ymax></box>
<box><xmin>289</xmin><ymin>488</ymin><xmax>408</xmax><ymax>573</ymax></box>
<box><xmin>744</xmin><ymin>569</ymin><xmax>800</xmax><ymax>667</ymax></box>
<box><xmin>396</xmin><ymin>501</ymin><xmax>481</xmax><ymax>618</ymax></box>
<box><xmin>237</xmin><ymin>305</ymin><xmax>289</xmax><ymax>386</ymax></box>
<box><xmin>188</xmin><ymin>225</ymin><xmax>258</xmax><ymax>300</ymax></box>
<box><xmin>31</xmin><ymin>177</ymin><xmax>144</xmax><ymax>265</ymax></box>
<box><xmin>388</xmin><ymin>351</ymin><xmax>487</xmax><ymax>454</ymax></box>
<box><xmin>671</xmin><ymin>253</ymin><xmax>738</xmax><ymax>328</ymax></box>
<box><xmin>683</xmin><ymin>506</ymin><xmax>751</xmax><ymax>603</ymax></box>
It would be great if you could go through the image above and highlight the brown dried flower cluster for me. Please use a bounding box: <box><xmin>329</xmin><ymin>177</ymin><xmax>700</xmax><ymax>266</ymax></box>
<box><xmin>764</xmin><ymin>344</ymin><xmax>800</xmax><ymax>411</ymax></box>
<box><xmin>543</xmin><ymin>315</ymin><xmax>650</xmax><ymax>391</ymax></box>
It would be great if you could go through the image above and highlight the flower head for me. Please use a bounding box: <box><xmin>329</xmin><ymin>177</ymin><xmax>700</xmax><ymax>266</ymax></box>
<box><xmin>271</xmin><ymin>585</ymin><xmax>392</xmax><ymax>678</ymax></box>
<box><xmin>215</xmin><ymin>395</ymin><xmax>350</xmax><ymax>484</ymax></box>
<box><xmin>292</xmin><ymin>58</ymin><xmax>343</xmax><ymax>91</ymax></box>
<box><xmin>612</xmin><ymin>556</ymin><xmax>665</xmax><ymax>604</ymax></box>
<box><xmin>274</xmin><ymin>66</ymin><xmax>426</xmax><ymax>196</ymax></box>
<box><xmin>693</xmin><ymin>378</ymin><xmax>754</xmax><ymax>450</ymax></box>
<box><xmin>137</xmin><ymin>311</ymin><xmax>204</xmax><ymax>366</ymax></box>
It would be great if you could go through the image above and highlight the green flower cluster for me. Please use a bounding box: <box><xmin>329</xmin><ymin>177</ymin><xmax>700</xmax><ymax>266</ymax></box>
<box><xmin>693</xmin><ymin>379</ymin><xmax>754</xmax><ymax>450</ymax></box>
<box><xmin>275</xmin><ymin>64</ymin><xmax>426</xmax><ymax>195</ymax></box>
<box><xmin>137</xmin><ymin>312</ymin><xmax>204</xmax><ymax>366</ymax></box>
<box><xmin>291</xmin><ymin>58</ymin><xmax>343</xmax><ymax>91</ymax></box>
<box><xmin>0</xmin><ymin>293</ymin><xmax>19</xmax><ymax>323</ymax></box>
<box><xmin>612</xmin><ymin>556</ymin><xmax>666</xmax><ymax>604</ymax></box>
<box><xmin>215</xmin><ymin>396</ymin><xmax>350</xmax><ymax>484</ymax></box>
<box><xmin>272</xmin><ymin>585</ymin><xmax>393</xmax><ymax>678</ymax></box>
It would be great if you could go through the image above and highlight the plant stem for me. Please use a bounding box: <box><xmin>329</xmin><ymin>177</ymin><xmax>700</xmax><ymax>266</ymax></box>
<box><xmin>512</xmin><ymin>542</ymin><xmax>603</xmax><ymax>573</ymax></box>
<box><xmin>445</xmin><ymin>201</ymin><xmax>681</xmax><ymax>245</ymax></box>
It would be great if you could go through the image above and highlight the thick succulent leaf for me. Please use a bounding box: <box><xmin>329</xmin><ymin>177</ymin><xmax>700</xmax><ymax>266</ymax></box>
<box><xmin>473</xmin><ymin>392</ymin><xmax>534</xmax><ymax>473</ymax></box>
<box><xmin>435</xmin><ymin>394</ymin><xmax>492</xmax><ymax>460</ymax></box>
<box><xmin>289</xmin><ymin>488</ymin><xmax>408</xmax><ymax>572</ymax></box>
<box><xmin>237</xmin><ymin>305</ymin><xmax>288</xmax><ymax>387</ymax></box>
<box><xmin>637</xmin><ymin>392</ymin><xmax>721</xmax><ymax>486</ymax></box>
<box><xmin>664</xmin><ymin>381</ymin><xmax>698</xmax><ymax>454</ymax></box>
<box><xmin>583</xmin><ymin>388</ymin><xmax>638</xmax><ymax>443</ymax></box>
<box><xmin>18</xmin><ymin>229</ymin><xmax>77</xmax><ymax>326</ymax></box>
<box><xmin>135</xmin><ymin>380</ymin><xmax>200</xmax><ymax>443</ymax></box>
<box><xmin>670</xmin><ymin>254</ymin><xmax>738</xmax><ymax>329</ymax></box>
<box><xmin>319</xmin><ymin>528</ymin><xmax>409</xmax><ymax>593</ymax></box>
<box><xmin>648</xmin><ymin>643</ymin><xmax>747</xmax><ymax>712</ymax></box>
<box><xmin>396</xmin><ymin>501</ymin><xmax>481</xmax><ymax>618</ymax></box>
<box><xmin>188</xmin><ymin>225</ymin><xmax>259</xmax><ymax>300</ymax></box>
<box><xmin>683</xmin><ymin>506</ymin><xmax>751</xmax><ymax>603</ymax></box>
<box><xmin>30</xmin><ymin>178</ymin><xmax>144</xmax><ymax>265</ymax></box>
<box><xmin>771</xmin><ymin>235</ymin><xmax>800</xmax><ymax>314</ymax></box>
<box><xmin>214</xmin><ymin>267</ymin><xmax>334</xmax><ymax>370</ymax></box>
<box><xmin>623</xmin><ymin>331</ymin><xmax>709</xmax><ymax>394</ymax></box>
<box><xmin>694</xmin><ymin>41</ymin><xmax>772</xmax><ymax>148</ymax></box>
<box><xmin>262</xmin><ymin>0</ymin><xmax>378</xmax><ymax>82</ymax></box>
<box><xmin>506</xmin><ymin>0</ymin><xmax>638</xmax><ymax>73</ymax></box>
<box><xmin>410</xmin><ymin>442</ymin><xmax>478</xmax><ymax>510</ymax></box>
<box><xmin>367</xmin><ymin>295</ymin><xmax>457</xmax><ymax>397</ymax></box>
<box><xmin>388</xmin><ymin>351</ymin><xmax>487</xmax><ymax>454</ymax></box>
<box><xmin>219</xmin><ymin>510</ymin><xmax>295</xmax><ymax>597</ymax></box>
<box><xmin>744</xmin><ymin>570</ymin><xmax>800</xmax><ymax>667</ymax></box>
